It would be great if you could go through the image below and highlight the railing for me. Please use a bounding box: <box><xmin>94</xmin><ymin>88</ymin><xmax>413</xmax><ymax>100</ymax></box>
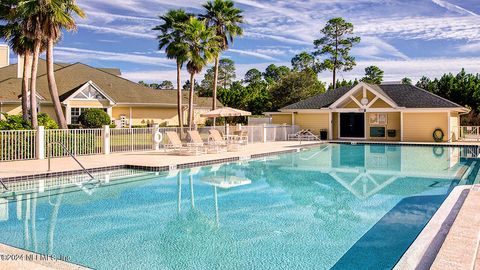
<box><xmin>460</xmin><ymin>126</ymin><xmax>480</xmax><ymax>141</ymax></box>
<box><xmin>110</xmin><ymin>128</ymin><xmax>153</xmax><ymax>153</ymax></box>
<box><xmin>45</xmin><ymin>129</ymin><xmax>103</xmax><ymax>157</ymax></box>
<box><xmin>0</xmin><ymin>130</ymin><xmax>36</xmax><ymax>161</ymax></box>
<box><xmin>0</xmin><ymin>124</ymin><xmax>300</xmax><ymax>162</ymax></box>
<box><xmin>47</xmin><ymin>142</ymin><xmax>95</xmax><ymax>180</ymax></box>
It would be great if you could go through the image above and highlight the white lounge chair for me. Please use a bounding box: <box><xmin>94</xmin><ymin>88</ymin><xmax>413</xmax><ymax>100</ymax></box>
<box><xmin>164</xmin><ymin>131</ymin><xmax>205</xmax><ymax>155</ymax></box>
<box><xmin>188</xmin><ymin>130</ymin><xmax>225</xmax><ymax>153</ymax></box>
<box><xmin>209</xmin><ymin>129</ymin><xmax>243</xmax><ymax>152</ymax></box>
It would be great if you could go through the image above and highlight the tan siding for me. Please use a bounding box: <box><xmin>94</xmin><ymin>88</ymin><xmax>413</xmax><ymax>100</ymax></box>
<box><xmin>370</xmin><ymin>99</ymin><xmax>392</xmax><ymax>108</ymax></box>
<box><xmin>112</xmin><ymin>107</ymin><xmax>179</xmax><ymax>126</ymax></box>
<box><xmin>271</xmin><ymin>114</ymin><xmax>292</xmax><ymax>125</ymax></box>
<box><xmin>343</xmin><ymin>100</ymin><xmax>360</xmax><ymax>108</ymax></box>
<box><xmin>295</xmin><ymin>113</ymin><xmax>329</xmax><ymax>135</ymax></box>
<box><xmin>366</xmin><ymin>112</ymin><xmax>400</xmax><ymax>141</ymax></box>
<box><xmin>0</xmin><ymin>104</ymin><xmax>22</xmax><ymax>117</ymax></box>
<box><xmin>403</xmin><ymin>112</ymin><xmax>448</xmax><ymax>142</ymax></box>
<box><xmin>67</xmin><ymin>100</ymin><xmax>110</xmax><ymax>107</ymax></box>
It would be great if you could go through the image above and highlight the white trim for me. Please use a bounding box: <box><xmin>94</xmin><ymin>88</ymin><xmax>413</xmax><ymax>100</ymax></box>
<box><xmin>447</xmin><ymin>111</ymin><xmax>451</xmax><ymax>141</ymax></box>
<box><xmin>366</xmin><ymin>96</ymin><xmax>379</xmax><ymax>108</ymax></box>
<box><xmin>129</xmin><ymin>107</ymin><xmax>132</xmax><ymax>128</ymax></box>
<box><xmin>65</xmin><ymin>104</ymin><xmax>71</xmax><ymax>125</ymax></box>
<box><xmin>281</xmin><ymin>107</ymin><xmax>468</xmax><ymax>113</ymax></box>
<box><xmin>400</xmin><ymin>111</ymin><xmax>404</xmax><ymax>142</ymax></box>
<box><xmin>349</xmin><ymin>96</ymin><xmax>363</xmax><ymax>108</ymax></box>
<box><xmin>328</xmin><ymin>112</ymin><xmax>333</xmax><ymax>140</ymax></box>
<box><xmin>329</xmin><ymin>83</ymin><xmax>398</xmax><ymax>109</ymax></box>
<box><xmin>62</xmin><ymin>80</ymin><xmax>116</xmax><ymax>105</ymax></box>
<box><xmin>329</xmin><ymin>83</ymin><xmax>364</xmax><ymax>108</ymax></box>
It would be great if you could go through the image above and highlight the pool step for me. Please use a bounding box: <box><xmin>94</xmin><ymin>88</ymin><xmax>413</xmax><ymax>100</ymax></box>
<box><xmin>462</xmin><ymin>161</ymin><xmax>480</xmax><ymax>186</ymax></box>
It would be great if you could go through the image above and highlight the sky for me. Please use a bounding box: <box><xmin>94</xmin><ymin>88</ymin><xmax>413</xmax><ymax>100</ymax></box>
<box><xmin>8</xmin><ymin>0</ymin><xmax>480</xmax><ymax>85</ymax></box>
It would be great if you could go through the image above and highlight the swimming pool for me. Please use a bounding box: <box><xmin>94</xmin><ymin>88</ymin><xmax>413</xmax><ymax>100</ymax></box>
<box><xmin>0</xmin><ymin>144</ymin><xmax>475</xmax><ymax>269</ymax></box>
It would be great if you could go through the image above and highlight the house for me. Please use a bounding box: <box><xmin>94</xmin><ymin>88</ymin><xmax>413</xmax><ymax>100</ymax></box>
<box><xmin>266</xmin><ymin>82</ymin><xmax>469</xmax><ymax>142</ymax></box>
<box><xmin>0</xmin><ymin>44</ymin><xmax>218</xmax><ymax>127</ymax></box>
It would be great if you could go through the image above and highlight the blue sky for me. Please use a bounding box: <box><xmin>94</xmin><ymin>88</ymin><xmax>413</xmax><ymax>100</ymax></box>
<box><xmin>10</xmin><ymin>0</ymin><xmax>480</xmax><ymax>84</ymax></box>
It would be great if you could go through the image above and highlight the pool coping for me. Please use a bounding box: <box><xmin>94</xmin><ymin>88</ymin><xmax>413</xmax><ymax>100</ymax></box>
<box><xmin>394</xmin><ymin>185</ymin><xmax>471</xmax><ymax>270</ymax></box>
<box><xmin>1</xmin><ymin>148</ymin><xmax>303</xmax><ymax>182</ymax></box>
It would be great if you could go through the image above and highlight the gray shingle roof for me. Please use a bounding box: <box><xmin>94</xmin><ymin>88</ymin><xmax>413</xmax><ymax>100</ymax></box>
<box><xmin>283</xmin><ymin>86</ymin><xmax>352</xmax><ymax>110</ymax></box>
<box><xmin>282</xmin><ymin>83</ymin><xmax>464</xmax><ymax>110</ymax></box>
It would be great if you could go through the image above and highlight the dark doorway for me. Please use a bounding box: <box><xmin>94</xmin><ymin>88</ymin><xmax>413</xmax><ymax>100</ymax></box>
<box><xmin>340</xmin><ymin>113</ymin><xmax>365</xmax><ymax>138</ymax></box>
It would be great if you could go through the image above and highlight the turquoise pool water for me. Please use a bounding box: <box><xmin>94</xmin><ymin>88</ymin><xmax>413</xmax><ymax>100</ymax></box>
<box><xmin>0</xmin><ymin>144</ymin><xmax>475</xmax><ymax>269</ymax></box>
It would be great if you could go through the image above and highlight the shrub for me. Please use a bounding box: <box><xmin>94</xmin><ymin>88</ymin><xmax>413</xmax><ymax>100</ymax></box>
<box><xmin>37</xmin><ymin>113</ymin><xmax>59</xmax><ymax>129</ymax></box>
<box><xmin>0</xmin><ymin>113</ymin><xmax>31</xmax><ymax>130</ymax></box>
<box><xmin>79</xmin><ymin>109</ymin><xmax>111</xmax><ymax>128</ymax></box>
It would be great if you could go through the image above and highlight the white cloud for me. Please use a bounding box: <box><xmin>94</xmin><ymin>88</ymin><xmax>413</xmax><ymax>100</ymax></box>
<box><xmin>458</xmin><ymin>42</ymin><xmax>480</xmax><ymax>53</ymax></box>
<box><xmin>54</xmin><ymin>47</ymin><xmax>174</xmax><ymax>67</ymax></box>
<box><xmin>329</xmin><ymin>57</ymin><xmax>480</xmax><ymax>83</ymax></box>
<box><xmin>77</xmin><ymin>24</ymin><xmax>156</xmax><ymax>39</ymax></box>
<box><xmin>431</xmin><ymin>0</ymin><xmax>478</xmax><ymax>16</ymax></box>
<box><xmin>227</xmin><ymin>49</ymin><xmax>279</xmax><ymax>61</ymax></box>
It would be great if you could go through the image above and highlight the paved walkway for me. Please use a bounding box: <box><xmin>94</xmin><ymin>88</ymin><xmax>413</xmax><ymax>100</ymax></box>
<box><xmin>0</xmin><ymin>141</ymin><xmax>319</xmax><ymax>178</ymax></box>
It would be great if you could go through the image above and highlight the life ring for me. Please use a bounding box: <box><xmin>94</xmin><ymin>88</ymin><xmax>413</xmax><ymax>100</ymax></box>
<box><xmin>153</xmin><ymin>130</ymin><xmax>163</xmax><ymax>144</ymax></box>
<box><xmin>432</xmin><ymin>146</ymin><xmax>444</xmax><ymax>157</ymax></box>
<box><xmin>433</xmin><ymin>128</ymin><xmax>444</xmax><ymax>142</ymax></box>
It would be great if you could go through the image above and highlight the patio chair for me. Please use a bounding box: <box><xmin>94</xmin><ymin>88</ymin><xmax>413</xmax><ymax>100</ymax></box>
<box><xmin>209</xmin><ymin>129</ymin><xmax>243</xmax><ymax>152</ymax></box>
<box><xmin>232</xmin><ymin>130</ymin><xmax>249</xmax><ymax>145</ymax></box>
<box><xmin>164</xmin><ymin>131</ymin><xmax>205</xmax><ymax>156</ymax></box>
<box><xmin>188</xmin><ymin>130</ymin><xmax>225</xmax><ymax>154</ymax></box>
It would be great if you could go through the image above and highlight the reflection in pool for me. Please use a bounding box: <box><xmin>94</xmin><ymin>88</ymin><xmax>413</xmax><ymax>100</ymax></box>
<box><xmin>0</xmin><ymin>144</ymin><xmax>474</xmax><ymax>269</ymax></box>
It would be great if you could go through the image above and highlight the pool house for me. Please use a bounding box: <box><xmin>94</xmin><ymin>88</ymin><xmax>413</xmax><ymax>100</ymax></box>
<box><xmin>266</xmin><ymin>82</ymin><xmax>470</xmax><ymax>142</ymax></box>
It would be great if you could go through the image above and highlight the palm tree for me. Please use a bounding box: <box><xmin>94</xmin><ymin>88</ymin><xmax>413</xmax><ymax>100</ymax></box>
<box><xmin>20</xmin><ymin>0</ymin><xmax>85</xmax><ymax>129</ymax></box>
<box><xmin>201</xmin><ymin>0</ymin><xmax>243</xmax><ymax>112</ymax></box>
<box><xmin>0</xmin><ymin>22</ymin><xmax>34</xmax><ymax>122</ymax></box>
<box><xmin>153</xmin><ymin>10</ymin><xmax>192</xmax><ymax>131</ymax></box>
<box><xmin>19</xmin><ymin>0</ymin><xmax>44</xmax><ymax>129</ymax></box>
<box><xmin>181</xmin><ymin>17</ymin><xmax>221</xmax><ymax>129</ymax></box>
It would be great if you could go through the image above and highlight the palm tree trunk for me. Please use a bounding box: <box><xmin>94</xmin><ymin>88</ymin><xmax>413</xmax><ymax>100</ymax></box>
<box><xmin>30</xmin><ymin>40</ymin><xmax>41</xmax><ymax>129</ymax></box>
<box><xmin>212</xmin><ymin>56</ymin><xmax>219</xmax><ymax>110</ymax></box>
<box><xmin>176</xmin><ymin>62</ymin><xmax>183</xmax><ymax>135</ymax></box>
<box><xmin>188</xmin><ymin>73</ymin><xmax>195</xmax><ymax>129</ymax></box>
<box><xmin>21</xmin><ymin>51</ymin><xmax>31</xmax><ymax>122</ymax></box>
<box><xmin>46</xmin><ymin>38</ymin><xmax>67</xmax><ymax>129</ymax></box>
<box><xmin>212</xmin><ymin>56</ymin><xmax>219</xmax><ymax>126</ymax></box>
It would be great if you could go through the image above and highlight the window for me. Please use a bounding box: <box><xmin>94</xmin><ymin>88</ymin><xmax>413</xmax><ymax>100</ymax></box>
<box><xmin>70</xmin><ymin>108</ymin><xmax>107</xmax><ymax>124</ymax></box>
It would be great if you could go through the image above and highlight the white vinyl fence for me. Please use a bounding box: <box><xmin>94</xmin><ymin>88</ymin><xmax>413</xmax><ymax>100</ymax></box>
<box><xmin>45</xmin><ymin>129</ymin><xmax>103</xmax><ymax>158</ymax></box>
<box><xmin>0</xmin><ymin>130</ymin><xmax>36</xmax><ymax>161</ymax></box>
<box><xmin>0</xmin><ymin>124</ymin><xmax>299</xmax><ymax>162</ymax></box>
<box><xmin>460</xmin><ymin>126</ymin><xmax>480</xmax><ymax>141</ymax></box>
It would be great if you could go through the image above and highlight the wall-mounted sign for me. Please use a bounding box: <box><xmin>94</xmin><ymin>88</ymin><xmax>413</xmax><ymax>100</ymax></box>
<box><xmin>369</xmin><ymin>113</ymin><xmax>388</xmax><ymax>125</ymax></box>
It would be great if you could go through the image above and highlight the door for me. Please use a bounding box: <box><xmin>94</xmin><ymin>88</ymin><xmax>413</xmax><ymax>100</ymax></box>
<box><xmin>340</xmin><ymin>113</ymin><xmax>365</xmax><ymax>138</ymax></box>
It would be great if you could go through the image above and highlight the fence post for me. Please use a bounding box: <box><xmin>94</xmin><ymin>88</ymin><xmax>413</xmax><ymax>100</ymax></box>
<box><xmin>152</xmin><ymin>124</ymin><xmax>160</xmax><ymax>150</ymax></box>
<box><xmin>103</xmin><ymin>125</ymin><xmax>110</xmax><ymax>155</ymax></box>
<box><xmin>283</xmin><ymin>123</ymin><xmax>287</xmax><ymax>141</ymax></box>
<box><xmin>36</xmin><ymin>126</ymin><xmax>45</xmax><ymax>160</ymax></box>
<box><xmin>262</xmin><ymin>124</ymin><xmax>267</xmax><ymax>143</ymax></box>
<box><xmin>226</xmin><ymin>124</ymin><xmax>229</xmax><ymax>137</ymax></box>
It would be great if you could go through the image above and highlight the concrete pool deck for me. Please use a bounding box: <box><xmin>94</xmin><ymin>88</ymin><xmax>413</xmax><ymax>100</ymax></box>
<box><xmin>0</xmin><ymin>141</ymin><xmax>480</xmax><ymax>269</ymax></box>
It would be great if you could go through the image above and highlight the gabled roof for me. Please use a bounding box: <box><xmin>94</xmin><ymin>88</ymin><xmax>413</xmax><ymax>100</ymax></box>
<box><xmin>0</xmin><ymin>60</ymin><xmax>220</xmax><ymax>107</ymax></box>
<box><xmin>282</xmin><ymin>83</ymin><xmax>465</xmax><ymax>110</ymax></box>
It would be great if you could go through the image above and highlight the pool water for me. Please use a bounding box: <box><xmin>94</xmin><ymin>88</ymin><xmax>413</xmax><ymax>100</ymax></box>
<box><xmin>0</xmin><ymin>144</ymin><xmax>474</xmax><ymax>269</ymax></box>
